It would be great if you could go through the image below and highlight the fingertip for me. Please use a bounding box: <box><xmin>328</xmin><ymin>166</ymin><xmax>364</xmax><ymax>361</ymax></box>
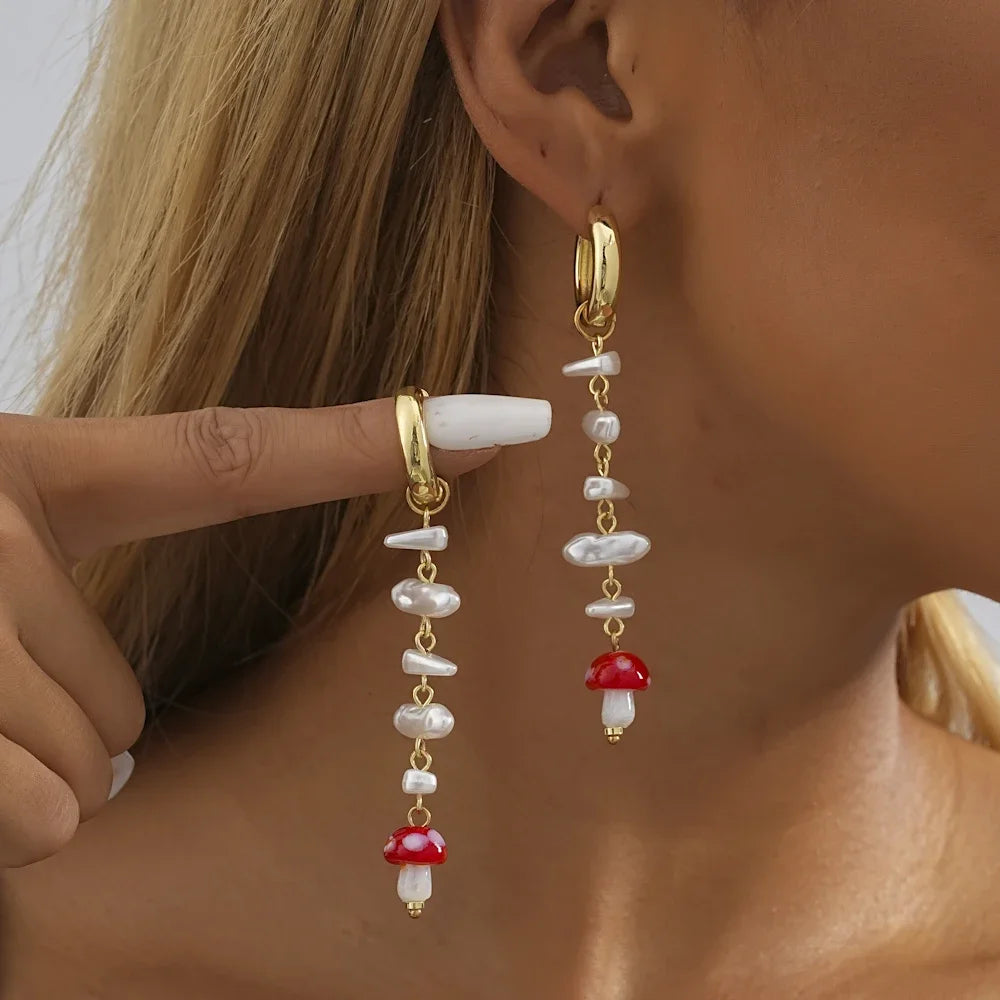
<box><xmin>0</xmin><ymin>741</ymin><xmax>81</xmax><ymax>867</ymax></box>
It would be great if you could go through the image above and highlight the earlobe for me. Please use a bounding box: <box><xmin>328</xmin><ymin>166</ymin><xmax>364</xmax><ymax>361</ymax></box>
<box><xmin>438</xmin><ymin>0</ymin><xmax>649</xmax><ymax>233</ymax></box>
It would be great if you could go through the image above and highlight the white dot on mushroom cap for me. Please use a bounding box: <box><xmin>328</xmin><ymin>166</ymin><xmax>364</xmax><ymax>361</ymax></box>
<box><xmin>402</xmin><ymin>833</ymin><xmax>427</xmax><ymax>851</ymax></box>
<box><xmin>428</xmin><ymin>830</ymin><xmax>445</xmax><ymax>847</ymax></box>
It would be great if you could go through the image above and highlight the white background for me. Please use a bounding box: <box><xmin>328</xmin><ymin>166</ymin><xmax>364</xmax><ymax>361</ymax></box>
<box><xmin>2</xmin><ymin>2</ymin><xmax>1000</xmax><ymax>643</ymax></box>
<box><xmin>0</xmin><ymin>0</ymin><xmax>102</xmax><ymax>410</ymax></box>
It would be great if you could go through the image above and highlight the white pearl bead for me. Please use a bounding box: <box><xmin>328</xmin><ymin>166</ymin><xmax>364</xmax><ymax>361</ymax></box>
<box><xmin>582</xmin><ymin>409</ymin><xmax>620</xmax><ymax>444</ymax></box>
<box><xmin>585</xmin><ymin>596</ymin><xmax>636</xmax><ymax>619</ymax></box>
<box><xmin>583</xmin><ymin>476</ymin><xmax>630</xmax><ymax>501</ymax></box>
<box><xmin>402</xmin><ymin>648</ymin><xmax>458</xmax><ymax>677</ymax></box>
<box><xmin>393</xmin><ymin>703</ymin><xmax>455</xmax><ymax>739</ymax></box>
<box><xmin>562</xmin><ymin>531</ymin><xmax>651</xmax><ymax>567</ymax></box>
<box><xmin>402</xmin><ymin>768</ymin><xmax>438</xmax><ymax>795</ymax></box>
<box><xmin>391</xmin><ymin>579</ymin><xmax>461</xmax><ymax>618</ymax></box>
<box><xmin>561</xmin><ymin>351</ymin><xmax>621</xmax><ymax>377</ymax></box>
<box><xmin>601</xmin><ymin>689</ymin><xmax>636</xmax><ymax>729</ymax></box>
<box><xmin>383</xmin><ymin>526</ymin><xmax>448</xmax><ymax>551</ymax></box>
<box><xmin>397</xmin><ymin>864</ymin><xmax>433</xmax><ymax>903</ymax></box>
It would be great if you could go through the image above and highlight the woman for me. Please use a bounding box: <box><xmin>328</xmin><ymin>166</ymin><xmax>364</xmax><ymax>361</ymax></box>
<box><xmin>2</xmin><ymin>0</ymin><xmax>1000</xmax><ymax>994</ymax></box>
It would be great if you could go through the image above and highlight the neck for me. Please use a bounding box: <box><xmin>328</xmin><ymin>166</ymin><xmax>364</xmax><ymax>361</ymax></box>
<box><xmin>6</xmin><ymin>187</ymin><xmax>960</xmax><ymax>997</ymax></box>
<box><xmin>476</xmin><ymin>181</ymin><xmax>923</xmax><ymax>750</ymax></box>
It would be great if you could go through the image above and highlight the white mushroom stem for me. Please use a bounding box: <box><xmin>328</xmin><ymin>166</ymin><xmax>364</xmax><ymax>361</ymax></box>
<box><xmin>601</xmin><ymin>690</ymin><xmax>636</xmax><ymax>729</ymax></box>
<box><xmin>396</xmin><ymin>864</ymin><xmax>433</xmax><ymax>903</ymax></box>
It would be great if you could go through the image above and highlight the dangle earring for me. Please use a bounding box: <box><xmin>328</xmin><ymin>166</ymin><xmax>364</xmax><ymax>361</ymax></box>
<box><xmin>562</xmin><ymin>209</ymin><xmax>652</xmax><ymax>743</ymax></box>
<box><xmin>382</xmin><ymin>388</ymin><xmax>454</xmax><ymax>918</ymax></box>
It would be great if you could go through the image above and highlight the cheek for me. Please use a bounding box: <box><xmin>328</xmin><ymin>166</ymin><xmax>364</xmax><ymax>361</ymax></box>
<box><xmin>680</xmin><ymin>0</ymin><xmax>1000</xmax><ymax>587</ymax></box>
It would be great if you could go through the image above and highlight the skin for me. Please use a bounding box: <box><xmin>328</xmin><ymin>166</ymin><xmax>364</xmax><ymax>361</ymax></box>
<box><xmin>2</xmin><ymin>0</ymin><xmax>1000</xmax><ymax>996</ymax></box>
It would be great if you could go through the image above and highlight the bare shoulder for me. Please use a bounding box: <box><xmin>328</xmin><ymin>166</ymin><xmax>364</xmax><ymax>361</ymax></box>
<box><xmin>865</xmin><ymin>717</ymin><xmax>1000</xmax><ymax>997</ymax></box>
<box><xmin>830</xmin><ymin>958</ymin><xmax>1000</xmax><ymax>1000</ymax></box>
<box><xmin>809</xmin><ymin>716</ymin><xmax>1000</xmax><ymax>999</ymax></box>
<box><xmin>938</xmin><ymin>728</ymin><xmax>1000</xmax><ymax>933</ymax></box>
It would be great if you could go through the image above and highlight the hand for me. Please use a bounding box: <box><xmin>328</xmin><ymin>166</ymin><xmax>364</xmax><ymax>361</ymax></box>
<box><xmin>0</xmin><ymin>394</ymin><xmax>550</xmax><ymax>867</ymax></box>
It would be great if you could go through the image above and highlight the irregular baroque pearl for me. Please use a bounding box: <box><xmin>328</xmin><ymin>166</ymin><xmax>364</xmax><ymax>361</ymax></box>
<box><xmin>562</xmin><ymin>530</ymin><xmax>651</xmax><ymax>567</ymax></box>
<box><xmin>585</xmin><ymin>596</ymin><xmax>636</xmax><ymax>619</ymax></box>
<box><xmin>402</xmin><ymin>648</ymin><xmax>458</xmax><ymax>677</ymax></box>
<box><xmin>402</xmin><ymin>768</ymin><xmax>438</xmax><ymax>795</ymax></box>
<box><xmin>583</xmin><ymin>476</ymin><xmax>630</xmax><ymax>501</ymax></box>
<box><xmin>393</xmin><ymin>703</ymin><xmax>455</xmax><ymax>740</ymax></box>
<box><xmin>391</xmin><ymin>578</ymin><xmax>461</xmax><ymax>618</ymax></box>
<box><xmin>582</xmin><ymin>409</ymin><xmax>620</xmax><ymax>444</ymax></box>
<box><xmin>561</xmin><ymin>351</ymin><xmax>621</xmax><ymax>377</ymax></box>
<box><xmin>383</xmin><ymin>526</ymin><xmax>449</xmax><ymax>551</ymax></box>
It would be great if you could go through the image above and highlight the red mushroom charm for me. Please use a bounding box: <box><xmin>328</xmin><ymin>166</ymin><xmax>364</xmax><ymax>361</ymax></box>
<box><xmin>383</xmin><ymin>825</ymin><xmax>448</xmax><ymax>918</ymax></box>
<box><xmin>585</xmin><ymin>651</ymin><xmax>651</xmax><ymax>743</ymax></box>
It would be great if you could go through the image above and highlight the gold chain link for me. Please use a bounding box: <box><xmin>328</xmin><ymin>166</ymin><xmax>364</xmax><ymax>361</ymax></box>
<box><xmin>398</xmin><ymin>480</ymin><xmax>451</xmax><ymax>833</ymax></box>
<box><xmin>577</xmin><ymin>306</ymin><xmax>626</xmax><ymax>652</ymax></box>
<box><xmin>407</xmin><ymin>802</ymin><xmax>432</xmax><ymax>827</ymax></box>
<box><xmin>414</xmin><ymin>616</ymin><xmax>436</xmax><ymax>654</ymax></box>
<box><xmin>410</xmin><ymin>739</ymin><xmax>433</xmax><ymax>772</ymax></box>
<box><xmin>409</xmin><ymin>546</ymin><xmax>439</xmax><ymax>827</ymax></box>
<box><xmin>596</xmin><ymin>499</ymin><xmax>617</xmax><ymax>534</ymax></box>
<box><xmin>574</xmin><ymin>301</ymin><xmax>617</xmax><ymax>345</ymax></box>
<box><xmin>589</xmin><ymin>375</ymin><xmax>610</xmax><ymax>410</ymax></box>
<box><xmin>412</xmin><ymin>678</ymin><xmax>435</xmax><ymax>706</ymax></box>
<box><xmin>604</xmin><ymin>615</ymin><xmax>626</xmax><ymax>651</ymax></box>
<box><xmin>417</xmin><ymin>550</ymin><xmax>437</xmax><ymax>583</ymax></box>
<box><xmin>602</xmin><ymin>568</ymin><xmax>623</xmax><ymax>601</ymax></box>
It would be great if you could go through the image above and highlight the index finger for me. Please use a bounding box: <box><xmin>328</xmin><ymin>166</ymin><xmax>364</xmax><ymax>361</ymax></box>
<box><xmin>11</xmin><ymin>394</ymin><xmax>550</xmax><ymax>560</ymax></box>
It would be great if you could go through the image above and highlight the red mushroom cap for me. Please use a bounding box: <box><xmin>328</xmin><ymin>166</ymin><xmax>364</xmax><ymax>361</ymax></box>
<box><xmin>585</xmin><ymin>651</ymin><xmax>651</xmax><ymax>691</ymax></box>
<box><xmin>383</xmin><ymin>826</ymin><xmax>448</xmax><ymax>866</ymax></box>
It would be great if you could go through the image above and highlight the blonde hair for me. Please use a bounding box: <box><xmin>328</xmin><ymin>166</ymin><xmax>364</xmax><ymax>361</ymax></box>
<box><xmin>24</xmin><ymin>0</ymin><xmax>1000</xmax><ymax>743</ymax></box>
<box><xmin>897</xmin><ymin>592</ymin><xmax>1000</xmax><ymax>746</ymax></box>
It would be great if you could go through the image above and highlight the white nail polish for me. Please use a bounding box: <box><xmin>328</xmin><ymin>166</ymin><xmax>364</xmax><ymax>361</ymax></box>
<box><xmin>424</xmin><ymin>395</ymin><xmax>552</xmax><ymax>451</ymax></box>
<box><xmin>108</xmin><ymin>751</ymin><xmax>135</xmax><ymax>800</ymax></box>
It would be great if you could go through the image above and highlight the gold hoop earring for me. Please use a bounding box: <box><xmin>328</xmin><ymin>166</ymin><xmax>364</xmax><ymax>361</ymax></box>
<box><xmin>381</xmin><ymin>387</ymin><xmax>453</xmax><ymax>918</ymax></box>
<box><xmin>574</xmin><ymin>210</ymin><xmax>620</xmax><ymax>329</ymax></box>
<box><xmin>563</xmin><ymin>209</ymin><xmax>652</xmax><ymax>743</ymax></box>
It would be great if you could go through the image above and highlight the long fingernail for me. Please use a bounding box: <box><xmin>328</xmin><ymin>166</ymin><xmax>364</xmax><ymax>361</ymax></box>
<box><xmin>424</xmin><ymin>395</ymin><xmax>551</xmax><ymax>450</ymax></box>
<box><xmin>108</xmin><ymin>751</ymin><xmax>135</xmax><ymax>800</ymax></box>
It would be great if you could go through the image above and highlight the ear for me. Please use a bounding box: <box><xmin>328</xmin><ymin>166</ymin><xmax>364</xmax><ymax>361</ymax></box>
<box><xmin>438</xmin><ymin>0</ymin><xmax>652</xmax><ymax>233</ymax></box>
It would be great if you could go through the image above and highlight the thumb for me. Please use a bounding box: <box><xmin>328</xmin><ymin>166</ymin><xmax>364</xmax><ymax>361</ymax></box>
<box><xmin>11</xmin><ymin>394</ymin><xmax>551</xmax><ymax>560</ymax></box>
